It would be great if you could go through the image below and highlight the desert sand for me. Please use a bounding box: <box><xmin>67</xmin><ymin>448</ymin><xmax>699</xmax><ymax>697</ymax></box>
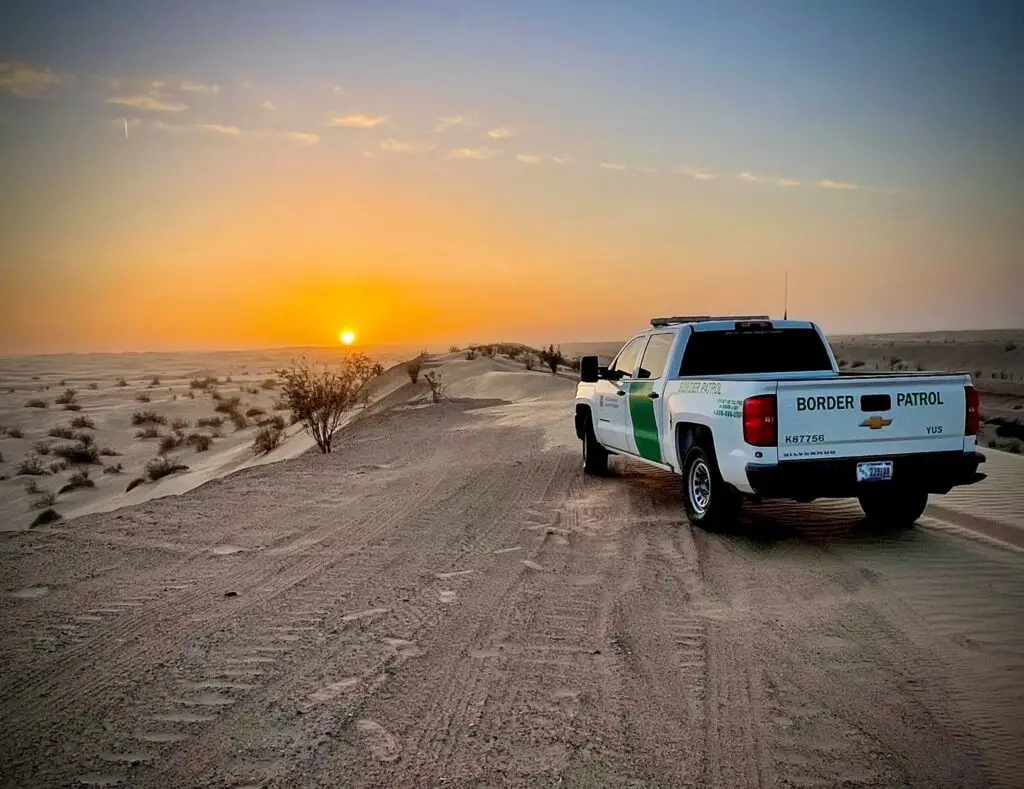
<box><xmin>1</xmin><ymin>335</ymin><xmax>1023</xmax><ymax>788</ymax></box>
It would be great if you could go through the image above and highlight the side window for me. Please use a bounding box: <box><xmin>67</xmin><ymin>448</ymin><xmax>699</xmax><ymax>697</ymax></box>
<box><xmin>636</xmin><ymin>333</ymin><xmax>675</xmax><ymax>380</ymax></box>
<box><xmin>608</xmin><ymin>337</ymin><xmax>647</xmax><ymax>379</ymax></box>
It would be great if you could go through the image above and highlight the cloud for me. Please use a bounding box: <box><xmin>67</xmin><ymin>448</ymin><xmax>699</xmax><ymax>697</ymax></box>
<box><xmin>180</xmin><ymin>78</ymin><xmax>218</xmax><ymax>94</ymax></box>
<box><xmin>270</xmin><ymin>130</ymin><xmax>319</xmax><ymax>145</ymax></box>
<box><xmin>433</xmin><ymin>113</ymin><xmax>481</xmax><ymax>132</ymax></box>
<box><xmin>332</xmin><ymin>85</ymin><xmax>345</xmax><ymax>96</ymax></box>
<box><xmin>675</xmin><ymin>165</ymin><xmax>716</xmax><ymax>180</ymax></box>
<box><xmin>816</xmin><ymin>179</ymin><xmax>859</xmax><ymax>190</ymax></box>
<box><xmin>636</xmin><ymin>166</ymin><xmax>658</xmax><ymax>174</ymax></box>
<box><xmin>487</xmin><ymin>126</ymin><xmax>517</xmax><ymax>140</ymax></box>
<box><xmin>326</xmin><ymin>113</ymin><xmax>388</xmax><ymax>128</ymax></box>
<box><xmin>134</xmin><ymin>118</ymin><xmax>317</xmax><ymax>145</ymax></box>
<box><xmin>516</xmin><ymin>154</ymin><xmax>544</xmax><ymax>165</ymax></box>
<box><xmin>736</xmin><ymin>170</ymin><xmax>800</xmax><ymax>187</ymax></box>
<box><xmin>261</xmin><ymin>100</ymin><xmax>278</xmax><ymax>111</ymax></box>
<box><xmin>193</xmin><ymin>123</ymin><xmax>242</xmax><ymax>136</ymax></box>
<box><xmin>598</xmin><ymin>162</ymin><xmax>626</xmax><ymax>171</ymax></box>
<box><xmin>106</xmin><ymin>94</ymin><xmax>189</xmax><ymax>112</ymax></box>
<box><xmin>379</xmin><ymin>138</ymin><xmax>435</xmax><ymax>153</ymax></box>
<box><xmin>0</xmin><ymin>61</ymin><xmax>72</xmax><ymax>98</ymax></box>
<box><xmin>447</xmin><ymin>146</ymin><xmax>499</xmax><ymax>160</ymax></box>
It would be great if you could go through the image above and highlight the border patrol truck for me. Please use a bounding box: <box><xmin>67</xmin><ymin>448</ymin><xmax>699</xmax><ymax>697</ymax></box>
<box><xmin>573</xmin><ymin>316</ymin><xmax>986</xmax><ymax>531</ymax></box>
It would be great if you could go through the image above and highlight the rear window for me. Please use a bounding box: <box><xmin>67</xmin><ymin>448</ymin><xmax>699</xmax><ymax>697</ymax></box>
<box><xmin>679</xmin><ymin>328</ymin><xmax>833</xmax><ymax>376</ymax></box>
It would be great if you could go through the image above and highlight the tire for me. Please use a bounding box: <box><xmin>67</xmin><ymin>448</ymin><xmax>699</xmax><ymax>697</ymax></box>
<box><xmin>582</xmin><ymin>416</ymin><xmax>609</xmax><ymax>475</ymax></box>
<box><xmin>858</xmin><ymin>488</ymin><xmax>928</xmax><ymax>528</ymax></box>
<box><xmin>682</xmin><ymin>445</ymin><xmax>740</xmax><ymax>531</ymax></box>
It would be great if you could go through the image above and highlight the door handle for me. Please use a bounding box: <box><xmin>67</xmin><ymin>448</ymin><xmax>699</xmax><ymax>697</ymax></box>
<box><xmin>648</xmin><ymin>392</ymin><xmax>659</xmax><ymax>399</ymax></box>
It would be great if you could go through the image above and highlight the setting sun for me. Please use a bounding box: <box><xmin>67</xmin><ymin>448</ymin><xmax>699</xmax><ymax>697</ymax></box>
<box><xmin>340</xmin><ymin>330</ymin><xmax>356</xmax><ymax>345</ymax></box>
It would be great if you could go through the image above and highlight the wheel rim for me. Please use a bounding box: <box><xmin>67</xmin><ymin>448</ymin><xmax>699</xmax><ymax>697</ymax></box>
<box><xmin>689</xmin><ymin>460</ymin><xmax>712</xmax><ymax>515</ymax></box>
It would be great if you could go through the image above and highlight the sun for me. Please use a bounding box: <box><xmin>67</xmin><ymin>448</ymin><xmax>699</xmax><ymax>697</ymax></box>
<box><xmin>340</xmin><ymin>330</ymin><xmax>356</xmax><ymax>345</ymax></box>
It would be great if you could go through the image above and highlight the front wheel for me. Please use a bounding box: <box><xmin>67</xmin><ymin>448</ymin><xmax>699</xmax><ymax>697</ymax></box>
<box><xmin>857</xmin><ymin>488</ymin><xmax>928</xmax><ymax>528</ymax></box>
<box><xmin>582</xmin><ymin>416</ymin><xmax>609</xmax><ymax>475</ymax></box>
<box><xmin>682</xmin><ymin>446</ymin><xmax>740</xmax><ymax>532</ymax></box>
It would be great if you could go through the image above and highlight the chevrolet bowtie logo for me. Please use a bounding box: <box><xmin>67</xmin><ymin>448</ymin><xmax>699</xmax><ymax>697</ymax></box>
<box><xmin>860</xmin><ymin>416</ymin><xmax>893</xmax><ymax>430</ymax></box>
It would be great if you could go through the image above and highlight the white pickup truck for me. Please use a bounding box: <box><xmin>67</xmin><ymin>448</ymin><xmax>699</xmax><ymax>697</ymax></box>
<box><xmin>574</xmin><ymin>316</ymin><xmax>986</xmax><ymax>530</ymax></box>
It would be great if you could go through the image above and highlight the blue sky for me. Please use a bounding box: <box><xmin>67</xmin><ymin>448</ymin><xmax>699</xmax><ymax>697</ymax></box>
<box><xmin>1</xmin><ymin>1</ymin><xmax>1021</xmax><ymax>352</ymax></box>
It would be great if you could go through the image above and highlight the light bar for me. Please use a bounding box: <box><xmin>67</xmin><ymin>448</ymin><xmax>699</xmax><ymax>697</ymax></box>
<box><xmin>650</xmin><ymin>315</ymin><xmax>771</xmax><ymax>328</ymax></box>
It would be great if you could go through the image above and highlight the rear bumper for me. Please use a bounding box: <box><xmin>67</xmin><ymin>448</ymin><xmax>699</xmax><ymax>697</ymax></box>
<box><xmin>745</xmin><ymin>451</ymin><xmax>986</xmax><ymax>501</ymax></box>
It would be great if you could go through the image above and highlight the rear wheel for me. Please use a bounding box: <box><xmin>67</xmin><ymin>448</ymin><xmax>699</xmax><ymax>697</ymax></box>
<box><xmin>858</xmin><ymin>488</ymin><xmax>928</xmax><ymax>528</ymax></box>
<box><xmin>682</xmin><ymin>445</ymin><xmax>740</xmax><ymax>531</ymax></box>
<box><xmin>582</xmin><ymin>415</ymin><xmax>609</xmax><ymax>475</ymax></box>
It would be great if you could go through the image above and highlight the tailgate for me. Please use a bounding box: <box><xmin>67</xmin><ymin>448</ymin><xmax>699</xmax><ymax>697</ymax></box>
<box><xmin>776</xmin><ymin>375</ymin><xmax>968</xmax><ymax>460</ymax></box>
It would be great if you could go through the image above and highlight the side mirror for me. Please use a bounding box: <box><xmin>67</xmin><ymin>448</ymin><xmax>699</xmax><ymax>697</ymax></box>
<box><xmin>580</xmin><ymin>355</ymin><xmax>600</xmax><ymax>383</ymax></box>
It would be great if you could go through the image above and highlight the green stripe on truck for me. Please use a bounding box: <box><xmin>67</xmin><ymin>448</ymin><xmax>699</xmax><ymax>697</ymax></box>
<box><xmin>628</xmin><ymin>381</ymin><xmax>662</xmax><ymax>462</ymax></box>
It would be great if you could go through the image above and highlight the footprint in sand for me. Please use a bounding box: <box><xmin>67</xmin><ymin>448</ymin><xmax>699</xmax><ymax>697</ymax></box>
<box><xmin>438</xmin><ymin>590</ymin><xmax>457</xmax><ymax>604</ymax></box>
<box><xmin>308</xmin><ymin>677</ymin><xmax>360</xmax><ymax>704</ymax></box>
<box><xmin>341</xmin><ymin>607</ymin><xmax>389</xmax><ymax>623</ymax></box>
<box><xmin>382</xmin><ymin>637</ymin><xmax>422</xmax><ymax>658</ymax></box>
<box><xmin>10</xmin><ymin>585</ymin><xmax>49</xmax><ymax>599</ymax></box>
<box><xmin>522</xmin><ymin>560</ymin><xmax>545</xmax><ymax>571</ymax></box>
<box><xmin>356</xmin><ymin>719</ymin><xmax>400</xmax><ymax>762</ymax></box>
<box><xmin>210</xmin><ymin>545</ymin><xmax>245</xmax><ymax>556</ymax></box>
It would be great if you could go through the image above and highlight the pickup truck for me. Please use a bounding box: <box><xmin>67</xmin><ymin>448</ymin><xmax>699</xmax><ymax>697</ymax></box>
<box><xmin>574</xmin><ymin>315</ymin><xmax>986</xmax><ymax>531</ymax></box>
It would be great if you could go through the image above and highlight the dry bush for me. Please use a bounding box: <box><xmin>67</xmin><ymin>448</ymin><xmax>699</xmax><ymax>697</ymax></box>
<box><xmin>54</xmin><ymin>388</ymin><xmax>77</xmax><ymax>405</ymax></box>
<box><xmin>34</xmin><ymin>441</ymin><xmax>52</xmax><ymax>456</ymax></box>
<box><xmin>1005</xmin><ymin>341</ymin><xmax>1019</xmax><ymax>353</ymax></box>
<box><xmin>539</xmin><ymin>345</ymin><xmax>565</xmax><ymax>374</ymax></box>
<box><xmin>424</xmin><ymin>371</ymin><xmax>447</xmax><ymax>404</ymax></box>
<box><xmin>257</xmin><ymin>414</ymin><xmax>287</xmax><ymax>431</ymax></box>
<box><xmin>88</xmin><ymin>382</ymin><xmax>99</xmax><ymax>390</ymax></box>
<box><xmin>158</xmin><ymin>433</ymin><xmax>184</xmax><ymax>454</ymax></box>
<box><xmin>185</xmin><ymin>390</ymin><xmax>195</xmax><ymax>400</ymax></box>
<box><xmin>272</xmin><ymin>398</ymin><xmax>289</xmax><ymax>411</ymax></box>
<box><xmin>48</xmin><ymin>459</ymin><xmax>70</xmax><ymax>473</ymax></box>
<box><xmin>75</xmin><ymin>431</ymin><xmax>94</xmax><ymax>446</ymax></box>
<box><xmin>17</xmin><ymin>456</ymin><xmax>47</xmax><ymax>476</ymax></box>
<box><xmin>253</xmin><ymin>425</ymin><xmax>284</xmax><ymax>455</ymax></box>
<box><xmin>465</xmin><ymin>349</ymin><xmax>477</xmax><ymax>360</ymax></box>
<box><xmin>196</xmin><ymin>416</ymin><xmax>224</xmax><ymax>429</ymax></box>
<box><xmin>23</xmin><ymin>479</ymin><xmax>42</xmax><ymax>495</ymax></box>
<box><xmin>186</xmin><ymin>433</ymin><xmax>213</xmax><ymax>452</ymax></box>
<box><xmin>261</xmin><ymin>378</ymin><xmax>278</xmax><ymax>390</ymax></box>
<box><xmin>170</xmin><ymin>417</ymin><xmax>190</xmax><ymax>432</ymax></box>
<box><xmin>229</xmin><ymin>409</ymin><xmax>249</xmax><ymax>431</ymax></box>
<box><xmin>150</xmin><ymin>375</ymin><xmax>161</xmax><ymax>387</ymax></box>
<box><xmin>52</xmin><ymin>442</ymin><xmax>100</xmax><ymax>464</ymax></box>
<box><xmin>135</xmin><ymin>426</ymin><xmax>161</xmax><ymax>440</ymax></box>
<box><xmin>31</xmin><ymin>508</ymin><xmax>62</xmax><ymax>527</ymax></box>
<box><xmin>116</xmin><ymin>378</ymin><xmax>128</xmax><ymax>387</ymax></box>
<box><xmin>131</xmin><ymin>410</ymin><xmax>167</xmax><ymax>426</ymax></box>
<box><xmin>407</xmin><ymin>356</ymin><xmax>423</xmax><ymax>384</ymax></box>
<box><xmin>245</xmin><ymin>406</ymin><xmax>266</xmax><ymax>418</ymax></box>
<box><xmin>48</xmin><ymin>425</ymin><xmax>75</xmax><ymax>439</ymax></box>
<box><xmin>145</xmin><ymin>456</ymin><xmax>189</xmax><ymax>481</ymax></box>
<box><xmin>63</xmin><ymin>403</ymin><xmax>82</xmax><ymax>411</ymax></box>
<box><xmin>59</xmin><ymin>470</ymin><xmax>95</xmax><ymax>494</ymax></box>
<box><xmin>190</xmin><ymin>377</ymin><xmax>216</xmax><ymax>390</ymax></box>
<box><xmin>449</xmin><ymin>345</ymin><xmax>460</xmax><ymax>353</ymax></box>
<box><xmin>8</xmin><ymin>427</ymin><xmax>24</xmax><ymax>438</ymax></box>
<box><xmin>25</xmin><ymin>399</ymin><xmax>48</xmax><ymax>409</ymax></box>
<box><xmin>103</xmin><ymin>462</ymin><xmax>124</xmax><ymax>474</ymax></box>
<box><xmin>214</xmin><ymin>396</ymin><xmax>241</xmax><ymax>414</ymax></box>
<box><xmin>135</xmin><ymin>392</ymin><xmax>152</xmax><ymax>403</ymax></box>
<box><xmin>32</xmin><ymin>491</ymin><xmax>57</xmax><ymax>510</ymax></box>
<box><xmin>70</xmin><ymin>415</ymin><xmax>95</xmax><ymax>429</ymax></box>
<box><xmin>125</xmin><ymin>477</ymin><xmax>146</xmax><ymax>493</ymax></box>
<box><xmin>277</xmin><ymin>354</ymin><xmax>383</xmax><ymax>454</ymax></box>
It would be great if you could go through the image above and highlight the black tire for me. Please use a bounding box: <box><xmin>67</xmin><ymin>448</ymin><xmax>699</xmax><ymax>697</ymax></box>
<box><xmin>582</xmin><ymin>416</ymin><xmax>609</xmax><ymax>475</ymax></box>
<box><xmin>858</xmin><ymin>488</ymin><xmax>928</xmax><ymax>528</ymax></box>
<box><xmin>682</xmin><ymin>445</ymin><xmax>740</xmax><ymax>531</ymax></box>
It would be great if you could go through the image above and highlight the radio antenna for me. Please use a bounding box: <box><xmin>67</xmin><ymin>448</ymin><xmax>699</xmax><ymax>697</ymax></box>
<box><xmin>783</xmin><ymin>270</ymin><xmax>788</xmax><ymax>320</ymax></box>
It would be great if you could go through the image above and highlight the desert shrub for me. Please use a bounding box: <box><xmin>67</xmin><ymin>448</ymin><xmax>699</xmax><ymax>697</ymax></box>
<box><xmin>116</xmin><ymin>378</ymin><xmax>128</xmax><ymax>387</ymax></box>
<box><xmin>48</xmin><ymin>425</ymin><xmax>75</xmax><ymax>439</ymax></box>
<box><xmin>70</xmin><ymin>415</ymin><xmax>95</xmax><ymax>429</ymax></box>
<box><xmin>196</xmin><ymin>416</ymin><xmax>224</xmax><ymax>429</ymax></box>
<box><xmin>1009</xmin><ymin>441</ymin><xmax>1023</xmax><ymax>454</ymax></box>
<box><xmin>449</xmin><ymin>345</ymin><xmax>460</xmax><ymax>353</ymax></box>
<box><xmin>995</xmin><ymin>420</ymin><xmax>1024</xmax><ymax>442</ymax></box>
<box><xmin>31</xmin><ymin>508</ymin><xmax>62</xmax><ymax>527</ymax></box>
<box><xmin>185</xmin><ymin>390</ymin><xmax>195</xmax><ymax>400</ymax></box>
<box><xmin>158</xmin><ymin>433</ymin><xmax>184</xmax><ymax>454</ymax></box>
<box><xmin>245</xmin><ymin>406</ymin><xmax>266</xmax><ymax>418</ymax></box>
<box><xmin>257</xmin><ymin>414</ymin><xmax>287</xmax><ymax>431</ymax></box>
<box><xmin>406</xmin><ymin>357</ymin><xmax>423</xmax><ymax>384</ymax></box>
<box><xmin>74</xmin><ymin>431</ymin><xmax>95</xmax><ymax>446</ymax></box>
<box><xmin>131</xmin><ymin>410</ymin><xmax>167</xmax><ymax>426</ymax></box>
<box><xmin>850</xmin><ymin>360</ymin><xmax>866</xmax><ymax>368</ymax></box>
<box><xmin>214</xmin><ymin>396</ymin><xmax>241</xmax><ymax>414</ymax></box>
<box><xmin>245</xmin><ymin>386</ymin><xmax>259</xmax><ymax>395</ymax></box>
<box><xmin>277</xmin><ymin>354</ymin><xmax>383</xmax><ymax>453</ymax></box>
<box><xmin>974</xmin><ymin>369</ymin><xmax>982</xmax><ymax>378</ymax></box>
<box><xmin>102</xmin><ymin>462</ymin><xmax>124</xmax><ymax>474</ymax></box>
<box><xmin>190</xmin><ymin>376</ymin><xmax>217</xmax><ymax>390</ymax></box>
<box><xmin>272</xmin><ymin>398</ymin><xmax>290</xmax><ymax>411</ymax></box>
<box><xmin>170</xmin><ymin>417</ymin><xmax>190</xmax><ymax>432</ymax></box>
<box><xmin>8</xmin><ymin>427</ymin><xmax>24</xmax><ymax>439</ymax></box>
<box><xmin>24</xmin><ymin>479</ymin><xmax>42</xmax><ymax>495</ymax></box>
<box><xmin>145</xmin><ymin>456</ymin><xmax>189</xmax><ymax>481</ymax></box>
<box><xmin>54</xmin><ymin>388</ymin><xmax>77</xmax><ymax>405</ymax></box>
<box><xmin>63</xmin><ymin>402</ymin><xmax>82</xmax><ymax>411</ymax></box>
<box><xmin>52</xmin><ymin>442</ymin><xmax>99</xmax><ymax>464</ymax></box>
<box><xmin>59</xmin><ymin>469</ymin><xmax>95</xmax><ymax>494</ymax></box>
<box><xmin>523</xmin><ymin>354</ymin><xmax>536</xmax><ymax>371</ymax></box>
<box><xmin>424</xmin><ymin>371</ymin><xmax>447</xmax><ymax>404</ymax></box>
<box><xmin>837</xmin><ymin>359</ymin><xmax>849</xmax><ymax>368</ymax></box>
<box><xmin>539</xmin><ymin>344</ymin><xmax>565</xmax><ymax>374</ymax></box>
<box><xmin>261</xmin><ymin>378</ymin><xmax>279</xmax><ymax>390</ymax></box>
<box><xmin>568</xmin><ymin>357</ymin><xmax>581</xmax><ymax>373</ymax></box>
<box><xmin>135</xmin><ymin>392</ymin><xmax>152</xmax><ymax>403</ymax></box>
<box><xmin>1005</xmin><ymin>341</ymin><xmax>1018</xmax><ymax>352</ymax></box>
<box><xmin>99</xmin><ymin>447</ymin><xmax>119</xmax><ymax>457</ymax></box>
<box><xmin>48</xmin><ymin>459</ymin><xmax>70</xmax><ymax>473</ymax></box>
<box><xmin>186</xmin><ymin>432</ymin><xmax>213</xmax><ymax>452</ymax></box>
<box><xmin>150</xmin><ymin>375</ymin><xmax>161</xmax><ymax>386</ymax></box>
<box><xmin>229</xmin><ymin>409</ymin><xmax>249</xmax><ymax>431</ymax></box>
<box><xmin>32</xmin><ymin>491</ymin><xmax>57</xmax><ymax>509</ymax></box>
<box><xmin>88</xmin><ymin>382</ymin><xmax>99</xmax><ymax>390</ymax></box>
<box><xmin>211</xmin><ymin>390</ymin><xmax>223</xmax><ymax>402</ymax></box>
<box><xmin>135</xmin><ymin>426</ymin><xmax>161</xmax><ymax>440</ymax></box>
<box><xmin>33</xmin><ymin>441</ymin><xmax>51</xmax><ymax>456</ymax></box>
<box><xmin>465</xmin><ymin>349</ymin><xmax>477</xmax><ymax>360</ymax></box>
<box><xmin>25</xmin><ymin>399</ymin><xmax>48</xmax><ymax>409</ymax></box>
<box><xmin>224</xmin><ymin>375</ymin><xmax>232</xmax><ymax>384</ymax></box>
<box><xmin>253</xmin><ymin>425</ymin><xmax>284</xmax><ymax>455</ymax></box>
<box><xmin>17</xmin><ymin>456</ymin><xmax>47</xmax><ymax>476</ymax></box>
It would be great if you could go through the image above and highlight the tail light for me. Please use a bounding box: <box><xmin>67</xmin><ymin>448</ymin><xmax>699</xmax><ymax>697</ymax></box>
<box><xmin>965</xmin><ymin>386</ymin><xmax>980</xmax><ymax>436</ymax></box>
<box><xmin>743</xmin><ymin>395</ymin><xmax>777</xmax><ymax>447</ymax></box>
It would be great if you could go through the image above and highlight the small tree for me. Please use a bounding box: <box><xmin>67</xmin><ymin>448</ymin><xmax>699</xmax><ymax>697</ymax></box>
<box><xmin>407</xmin><ymin>356</ymin><xmax>423</xmax><ymax>384</ymax></box>
<box><xmin>424</xmin><ymin>371</ymin><xmax>447</xmax><ymax>403</ymax></box>
<box><xmin>523</xmin><ymin>354</ymin><xmax>536</xmax><ymax>371</ymax></box>
<box><xmin>277</xmin><ymin>354</ymin><xmax>382</xmax><ymax>454</ymax></box>
<box><xmin>539</xmin><ymin>344</ymin><xmax>565</xmax><ymax>374</ymax></box>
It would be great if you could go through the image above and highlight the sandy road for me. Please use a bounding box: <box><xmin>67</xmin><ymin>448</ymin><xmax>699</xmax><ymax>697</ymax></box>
<box><xmin>2</xmin><ymin>381</ymin><xmax>1023</xmax><ymax>788</ymax></box>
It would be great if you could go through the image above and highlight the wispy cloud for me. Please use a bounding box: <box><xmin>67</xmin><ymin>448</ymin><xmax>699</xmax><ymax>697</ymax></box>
<box><xmin>326</xmin><ymin>113</ymin><xmax>388</xmax><ymax>128</ymax></box>
<box><xmin>261</xmin><ymin>100</ymin><xmax>278</xmax><ymax>111</ymax></box>
<box><xmin>433</xmin><ymin>113</ymin><xmax>481</xmax><ymax>132</ymax></box>
<box><xmin>736</xmin><ymin>171</ymin><xmax>800</xmax><ymax>187</ymax></box>
<box><xmin>0</xmin><ymin>61</ymin><xmax>72</xmax><ymax>98</ymax></box>
<box><xmin>447</xmin><ymin>146</ymin><xmax>500</xmax><ymax>160</ymax></box>
<box><xmin>272</xmin><ymin>130</ymin><xmax>319</xmax><ymax>145</ymax></box>
<box><xmin>106</xmin><ymin>94</ymin><xmax>189</xmax><ymax>112</ymax></box>
<box><xmin>130</xmin><ymin>118</ymin><xmax>318</xmax><ymax>145</ymax></box>
<box><xmin>516</xmin><ymin>154</ymin><xmax>544</xmax><ymax>165</ymax></box>
<box><xmin>487</xmin><ymin>126</ymin><xmax>517</xmax><ymax>140</ymax></box>
<box><xmin>193</xmin><ymin>123</ymin><xmax>242</xmax><ymax>136</ymax></box>
<box><xmin>675</xmin><ymin>165</ymin><xmax>716</xmax><ymax>181</ymax></box>
<box><xmin>816</xmin><ymin>179</ymin><xmax>859</xmax><ymax>190</ymax></box>
<box><xmin>379</xmin><ymin>139</ymin><xmax>435</xmax><ymax>153</ymax></box>
<box><xmin>598</xmin><ymin>162</ymin><xmax>626</xmax><ymax>171</ymax></box>
<box><xmin>636</xmin><ymin>166</ymin><xmax>658</xmax><ymax>174</ymax></box>
<box><xmin>332</xmin><ymin>85</ymin><xmax>345</xmax><ymax>96</ymax></box>
<box><xmin>180</xmin><ymin>79</ymin><xmax>218</xmax><ymax>94</ymax></box>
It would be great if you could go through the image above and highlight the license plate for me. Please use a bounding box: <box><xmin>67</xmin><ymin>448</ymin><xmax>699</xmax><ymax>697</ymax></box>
<box><xmin>856</xmin><ymin>460</ymin><xmax>893</xmax><ymax>483</ymax></box>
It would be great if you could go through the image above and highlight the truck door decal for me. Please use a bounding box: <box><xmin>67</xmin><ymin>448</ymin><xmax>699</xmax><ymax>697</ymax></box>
<box><xmin>628</xmin><ymin>381</ymin><xmax>662</xmax><ymax>463</ymax></box>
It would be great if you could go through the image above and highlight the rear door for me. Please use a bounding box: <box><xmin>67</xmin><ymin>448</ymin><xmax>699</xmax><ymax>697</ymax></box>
<box><xmin>776</xmin><ymin>376</ymin><xmax>968</xmax><ymax>461</ymax></box>
<box><xmin>594</xmin><ymin>336</ymin><xmax>646</xmax><ymax>452</ymax></box>
<box><xmin>624</xmin><ymin>332</ymin><xmax>676</xmax><ymax>463</ymax></box>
